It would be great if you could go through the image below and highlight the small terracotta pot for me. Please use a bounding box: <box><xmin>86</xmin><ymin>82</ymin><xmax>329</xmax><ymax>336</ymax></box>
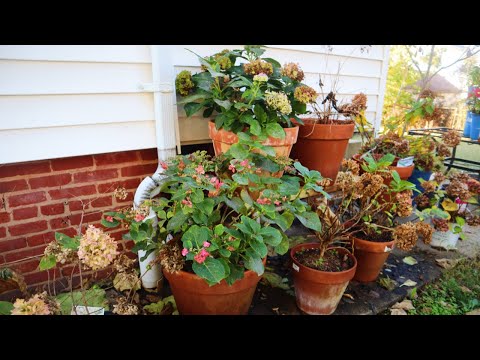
<box><xmin>290</xmin><ymin>244</ymin><xmax>357</xmax><ymax>315</ymax></box>
<box><xmin>291</xmin><ymin>119</ymin><xmax>355</xmax><ymax>182</ymax></box>
<box><xmin>352</xmin><ymin>236</ymin><xmax>395</xmax><ymax>282</ymax></box>
<box><xmin>352</xmin><ymin>154</ymin><xmax>414</xmax><ymax>180</ymax></box>
<box><xmin>208</xmin><ymin>120</ymin><xmax>299</xmax><ymax>158</ymax></box>
<box><xmin>163</xmin><ymin>259</ymin><xmax>265</xmax><ymax>315</ymax></box>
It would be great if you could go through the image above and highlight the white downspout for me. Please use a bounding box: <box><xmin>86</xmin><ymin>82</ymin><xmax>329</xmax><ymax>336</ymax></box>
<box><xmin>134</xmin><ymin>45</ymin><xmax>179</xmax><ymax>289</ymax></box>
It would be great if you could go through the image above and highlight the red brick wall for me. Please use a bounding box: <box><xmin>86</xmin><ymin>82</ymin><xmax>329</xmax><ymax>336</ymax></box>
<box><xmin>0</xmin><ymin>148</ymin><xmax>159</xmax><ymax>292</ymax></box>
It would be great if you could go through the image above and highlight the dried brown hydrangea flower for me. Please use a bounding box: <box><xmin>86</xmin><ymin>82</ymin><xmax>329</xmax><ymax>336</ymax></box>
<box><xmin>421</xmin><ymin>180</ymin><xmax>437</xmax><ymax>193</ymax></box>
<box><xmin>442</xmin><ymin>130</ymin><xmax>461</xmax><ymax>148</ymax></box>
<box><xmin>359</xmin><ymin>173</ymin><xmax>384</xmax><ymax>198</ymax></box>
<box><xmin>341</xmin><ymin>159</ymin><xmax>360</xmax><ymax>176</ymax></box>
<box><xmin>446</xmin><ymin>180</ymin><xmax>471</xmax><ymax>201</ymax></box>
<box><xmin>467</xmin><ymin>178</ymin><xmax>480</xmax><ymax>194</ymax></box>
<box><xmin>467</xmin><ymin>215</ymin><xmax>480</xmax><ymax>226</ymax></box>
<box><xmin>450</xmin><ymin>172</ymin><xmax>470</xmax><ymax>183</ymax></box>
<box><xmin>44</xmin><ymin>241</ymin><xmax>76</xmax><ymax>264</ymax></box>
<box><xmin>281</xmin><ymin>62</ymin><xmax>305</xmax><ymax>82</ymax></box>
<box><xmin>415</xmin><ymin>194</ymin><xmax>431</xmax><ymax>210</ymax></box>
<box><xmin>294</xmin><ymin>85</ymin><xmax>317</xmax><ymax>104</ymax></box>
<box><xmin>396</xmin><ymin>190</ymin><xmax>413</xmax><ymax>217</ymax></box>
<box><xmin>436</xmin><ymin>143</ymin><xmax>451</xmax><ymax>158</ymax></box>
<box><xmin>339</xmin><ymin>93</ymin><xmax>368</xmax><ymax>116</ymax></box>
<box><xmin>432</xmin><ymin>172</ymin><xmax>446</xmax><ymax>183</ymax></box>
<box><xmin>114</xmin><ymin>254</ymin><xmax>136</xmax><ymax>273</ymax></box>
<box><xmin>393</xmin><ymin>222</ymin><xmax>418</xmax><ymax>251</ymax></box>
<box><xmin>114</xmin><ymin>187</ymin><xmax>128</xmax><ymax>200</ymax></box>
<box><xmin>158</xmin><ymin>241</ymin><xmax>185</xmax><ymax>273</ymax></box>
<box><xmin>416</xmin><ymin>222</ymin><xmax>434</xmax><ymax>245</ymax></box>
<box><xmin>243</xmin><ymin>59</ymin><xmax>273</xmax><ymax>76</ymax></box>
<box><xmin>335</xmin><ymin>171</ymin><xmax>356</xmax><ymax>192</ymax></box>
<box><xmin>432</xmin><ymin>218</ymin><xmax>449</xmax><ymax>232</ymax></box>
<box><xmin>113</xmin><ymin>297</ymin><xmax>139</xmax><ymax>315</ymax></box>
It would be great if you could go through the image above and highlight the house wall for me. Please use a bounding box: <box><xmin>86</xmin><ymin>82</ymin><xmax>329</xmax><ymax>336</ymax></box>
<box><xmin>0</xmin><ymin>45</ymin><xmax>390</xmax><ymax>293</ymax></box>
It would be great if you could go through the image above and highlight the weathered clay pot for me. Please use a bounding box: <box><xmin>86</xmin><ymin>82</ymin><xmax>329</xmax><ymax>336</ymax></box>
<box><xmin>163</xmin><ymin>259</ymin><xmax>265</xmax><ymax>315</ymax></box>
<box><xmin>208</xmin><ymin>120</ymin><xmax>299</xmax><ymax>158</ymax></box>
<box><xmin>291</xmin><ymin>119</ymin><xmax>355</xmax><ymax>182</ymax></box>
<box><xmin>290</xmin><ymin>244</ymin><xmax>357</xmax><ymax>315</ymax></box>
<box><xmin>352</xmin><ymin>154</ymin><xmax>414</xmax><ymax>180</ymax></box>
<box><xmin>352</xmin><ymin>236</ymin><xmax>395</xmax><ymax>282</ymax></box>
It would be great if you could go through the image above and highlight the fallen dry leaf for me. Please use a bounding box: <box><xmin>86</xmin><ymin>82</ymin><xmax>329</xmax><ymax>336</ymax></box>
<box><xmin>466</xmin><ymin>309</ymin><xmax>480</xmax><ymax>315</ymax></box>
<box><xmin>460</xmin><ymin>286</ymin><xmax>472</xmax><ymax>293</ymax></box>
<box><xmin>403</xmin><ymin>256</ymin><xmax>418</xmax><ymax>266</ymax></box>
<box><xmin>378</xmin><ymin>277</ymin><xmax>397</xmax><ymax>291</ymax></box>
<box><xmin>390</xmin><ymin>308</ymin><xmax>407</xmax><ymax>315</ymax></box>
<box><xmin>435</xmin><ymin>258</ymin><xmax>459</xmax><ymax>269</ymax></box>
<box><xmin>342</xmin><ymin>293</ymin><xmax>354</xmax><ymax>300</ymax></box>
<box><xmin>400</xmin><ymin>280</ymin><xmax>417</xmax><ymax>287</ymax></box>
<box><xmin>391</xmin><ymin>299</ymin><xmax>415</xmax><ymax>311</ymax></box>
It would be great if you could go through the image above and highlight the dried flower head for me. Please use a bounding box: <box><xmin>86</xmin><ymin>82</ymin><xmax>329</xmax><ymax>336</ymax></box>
<box><xmin>359</xmin><ymin>173</ymin><xmax>384</xmax><ymax>198</ymax></box>
<box><xmin>338</xmin><ymin>93</ymin><xmax>368</xmax><ymax>116</ymax></box>
<box><xmin>442</xmin><ymin>130</ymin><xmax>461</xmax><ymax>148</ymax></box>
<box><xmin>78</xmin><ymin>225</ymin><xmax>119</xmax><ymax>271</ymax></box>
<box><xmin>396</xmin><ymin>190</ymin><xmax>413</xmax><ymax>217</ymax></box>
<box><xmin>114</xmin><ymin>187</ymin><xmax>128</xmax><ymax>200</ymax></box>
<box><xmin>341</xmin><ymin>159</ymin><xmax>360</xmax><ymax>176</ymax></box>
<box><xmin>11</xmin><ymin>292</ymin><xmax>59</xmax><ymax>315</ymax></box>
<box><xmin>265</xmin><ymin>90</ymin><xmax>292</xmax><ymax>115</ymax></box>
<box><xmin>446</xmin><ymin>180</ymin><xmax>471</xmax><ymax>201</ymax></box>
<box><xmin>175</xmin><ymin>70</ymin><xmax>195</xmax><ymax>96</ymax></box>
<box><xmin>421</xmin><ymin>181</ymin><xmax>437</xmax><ymax>193</ymax></box>
<box><xmin>467</xmin><ymin>215</ymin><xmax>480</xmax><ymax>226</ymax></box>
<box><xmin>113</xmin><ymin>254</ymin><xmax>136</xmax><ymax>273</ymax></box>
<box><xmin>450</xmin><ymin>172</ymin><xmax>471</xmax><ymax>183</ymax></box>
<box><xmin>44</xmin><ymin>240</ymin><xmax>76</xmax><ymax>264</ymax></box>
<box><xmin>432</xmin><ymin>172</ymin><xmax>446</xmax><ymax>183</ymax></box>
<box><xmin>393</xmin><ymin>223</ymin><xmax>418</xmax><ymax>251</ymax></box>
<box><xmin>281</xmin><ymin>62</ymin><xmax>305</xmax><ymax>82</ymax></box>
<box><xmin>253</xmin><ymin>73</ymin><xmax>269</xmax><ymax>82</ymax></box>
<box><xmin>416</xmin><ymin>222</ymin><xmax>434</xmax><ymax>245</ymax></box>
<box><xmin>467</xmin><ymin>178</ymin><xmax>480</xmax><ymax>194</ymax></box>
<box><xmin>243</xmin><ymin>59</ymin><xmax>273</xmax><ymax>76</ymax></box>
<box><xmin>113</xmin><ymin>297</ymin><xmax>139</xmax><ymax>315</ymax></box>
<box><xmin>335</xmin><ymin>171</ymin><xmax>356</xmax><ymax>192</ymax></box>
<box><xmin>432</xmin><ymin>218</ymin><xmax>449</xmax><ymax>232</ymax></box>
<box><xmin>436</xmin><ymin>143</ymin><xmax>451</xmax><ymax>158</ymax></box>
<box><xmin>158</xmin><ymin>241</ymin><xmax>184</xmax><ymax>273</ymax></box>
<box><xmin>415</xmin><ymin>194</ymin><xmax>431</xmax><ymax>210</ymax></box>
<box><xmin>294</xmin><ymin>85</ymin><xmax>318</xmax><ymax>104</ymax></box>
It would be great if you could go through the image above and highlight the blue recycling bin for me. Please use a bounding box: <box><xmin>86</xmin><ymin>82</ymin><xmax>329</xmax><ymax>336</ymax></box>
<box><xmin>470</xmin><ymin>112</ymin><xmax>480</xmax><ymax>141</ymax></box>
<box><xmin>464</xmin><ymin>111</ymin><xmax>472</xmax><ymax>137</ymax></box>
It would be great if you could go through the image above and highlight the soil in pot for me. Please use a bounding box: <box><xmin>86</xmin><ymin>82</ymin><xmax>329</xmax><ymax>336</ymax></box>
<box><xmin>290</xmin><ymin>244</ymin><xmax>357</xmax><ymax>315</ymax></box>
<box><xmin>352</xmin><ymin>231</ymin><xmax>394</xmax><ymax>283</ymax></box>
<box><xmin>291</xmin><ymin>119</ymin><xmax>355</xmax><ymax>183</ymax></box>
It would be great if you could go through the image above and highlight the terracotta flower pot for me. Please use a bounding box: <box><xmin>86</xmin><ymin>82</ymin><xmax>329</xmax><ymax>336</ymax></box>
<box><xmin>352</xmin><ymin>236</ymin><xmax>395</xmax><ymax>282</ymax></box>
<box><xmin>208</xmin><ymin>120</ymin><xmax>299</xmax><ymax>158</ymax></box>
<box><xmin>290</xmin><ymin>244</ymin><xmax>357</xmax><ymax>315</ymax></box>
<box><xmin>163</xmin><ymin>259</ymin><xmax>265</xmax><ymax>315</ymax></box>
<box><xmin>291</xmin><ymin>119</ymin><xmax>355</xmax><ymax>182</ymax></box>
<box><xmin>352</xmin><ymin>154</ymin><xmax>414</xmax><ymax>180</ymax></box>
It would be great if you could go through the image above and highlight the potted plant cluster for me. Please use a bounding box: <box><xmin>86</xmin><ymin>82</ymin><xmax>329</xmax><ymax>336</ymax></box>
<box><xmin>174</xmin><ymin>45</ymin><xmax>318</xmax><ymax>158</ymax></box>
<box><xmin>414</xmin><ymin>172</ymin><xmax>480</xmax><ymax>250</ymax></box>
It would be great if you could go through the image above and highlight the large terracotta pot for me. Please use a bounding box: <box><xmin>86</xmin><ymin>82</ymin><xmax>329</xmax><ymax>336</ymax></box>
<box><xmin>291</xmin><ymin>119</ymin><xmax>355</xmax><ymax>182</ymax></box>
<box><xmin>208</xmin><ymin>120</ymin><xmax>299</xmax><ymax>158</ymax></box>
<box><xmin>352</xmin><ymin>236</ymin><xmax>395</xmax><ymax>282</ymax></box>
<box><xmin>290</xmin><ymin>244</ymin><xmax>357</xmax><ymax>315</ymax></box>
<box><xmin>163</xmin><ymin>259</ymin><xmax>265</xmax><ymax>315</ymax></box>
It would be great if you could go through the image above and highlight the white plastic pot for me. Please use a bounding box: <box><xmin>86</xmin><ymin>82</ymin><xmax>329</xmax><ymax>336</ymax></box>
<box><xmin>138</xmin><ymin>249</ymin><xmax>162</xmax><ymax>289</ymax></box>
<box><xmin>430</xmin><ymin>230</ymin><xmax>459</xmax><ymax>250</ymax></box>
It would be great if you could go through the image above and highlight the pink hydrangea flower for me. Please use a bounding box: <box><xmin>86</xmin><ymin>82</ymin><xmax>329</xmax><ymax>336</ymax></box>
<box><xmin>194</xmin><ymin>249</ymin><xmax>210</xmax><ymax>264</ymax></box>
<box><xmin>274</xmin><ymin>200</ymin><xmax>281</xmax><ymax>206</ymax></box>
<box><xmin>200</xmin><ymin>249</ymin><xmax>210</xmax><ymax>257</ymax></box>
<box><xmin>228</xmin><ymin>164</ymin><xmax>236</xmax><ymax>173</ymax></box>
<box><xmin>240</xmin><ymin>160</ymin><xmax>249</xmax><ymax>167</ymax></box>
<box><xmin>135</xmin><ymin>214</ymin><xmax>145</xmax><ymax>222</ymax></box>
<box><xmin>181</xmin><ymin>248</ymin><xmax>189</xmax><ymax>256</ymax></box>
<box><xmin>181</xmin><ymin>199</ymin><xmax>193</xmax><ymax>208</ymax></box>
<box><xmin>203</xmin><ymin>241</ymin><xmax>210</xmax><ymax>248</ymax></box>
<box><xmin>455</xmin><ymin>198</ymin><xmax>467</xmax><ymax>205</ymax></box>
<box><xmin>256</xmin><ymin>197</ymin><xmax>271</xmax><ymax>205</ymax></box>
<box><xmin>210</xmin><ymin>177</ymin><xmax>224</xmax><ymax>190</ymax></box>
<box><xmin>160</xmin><ymin>161</ymin><xmax>168</xmax><ymax>170</ymax></box>
<box><xmin>195</xmin><ymin>165</ymin><xmax>205</xmax><ymax>175</ymax></box>
<box><xmin>106</xmin><ymin>216</ymin><xmax>114</xmax><ymax>222</ymax></box>
<box><xmin>227</xmin><ymin>246</ymin><xmax>235</xmax><ymax>251</ymax></box>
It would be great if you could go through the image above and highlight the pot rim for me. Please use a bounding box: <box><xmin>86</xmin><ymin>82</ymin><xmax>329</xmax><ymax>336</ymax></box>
<box><xmin>290</xmin><ymin>243</ymin><xmax>357</xmax><ymax>275</ymax></box>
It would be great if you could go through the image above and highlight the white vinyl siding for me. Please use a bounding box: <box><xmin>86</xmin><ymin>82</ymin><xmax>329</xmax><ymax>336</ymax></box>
<box><xmin>0</xmin><ymin>45</ymin><xmax>389</xmax><ymax>163</ymax></box>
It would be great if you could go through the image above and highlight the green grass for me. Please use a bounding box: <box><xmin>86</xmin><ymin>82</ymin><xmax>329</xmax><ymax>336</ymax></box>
<box><xmin>409</xmin><ymin>258</ymin><xmax>480</xmax><ymax>315</ymax></box>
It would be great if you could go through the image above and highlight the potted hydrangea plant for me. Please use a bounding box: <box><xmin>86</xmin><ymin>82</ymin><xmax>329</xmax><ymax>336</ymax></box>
<box><xmin>105</xmin><ymin>144</ymin><xmax>326</xmax><ymax>315</ymax></box>
<box><xmin>174</xmin><ymin>45</ymin><xmax>316</xmax><ymax>158</ymax></box>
